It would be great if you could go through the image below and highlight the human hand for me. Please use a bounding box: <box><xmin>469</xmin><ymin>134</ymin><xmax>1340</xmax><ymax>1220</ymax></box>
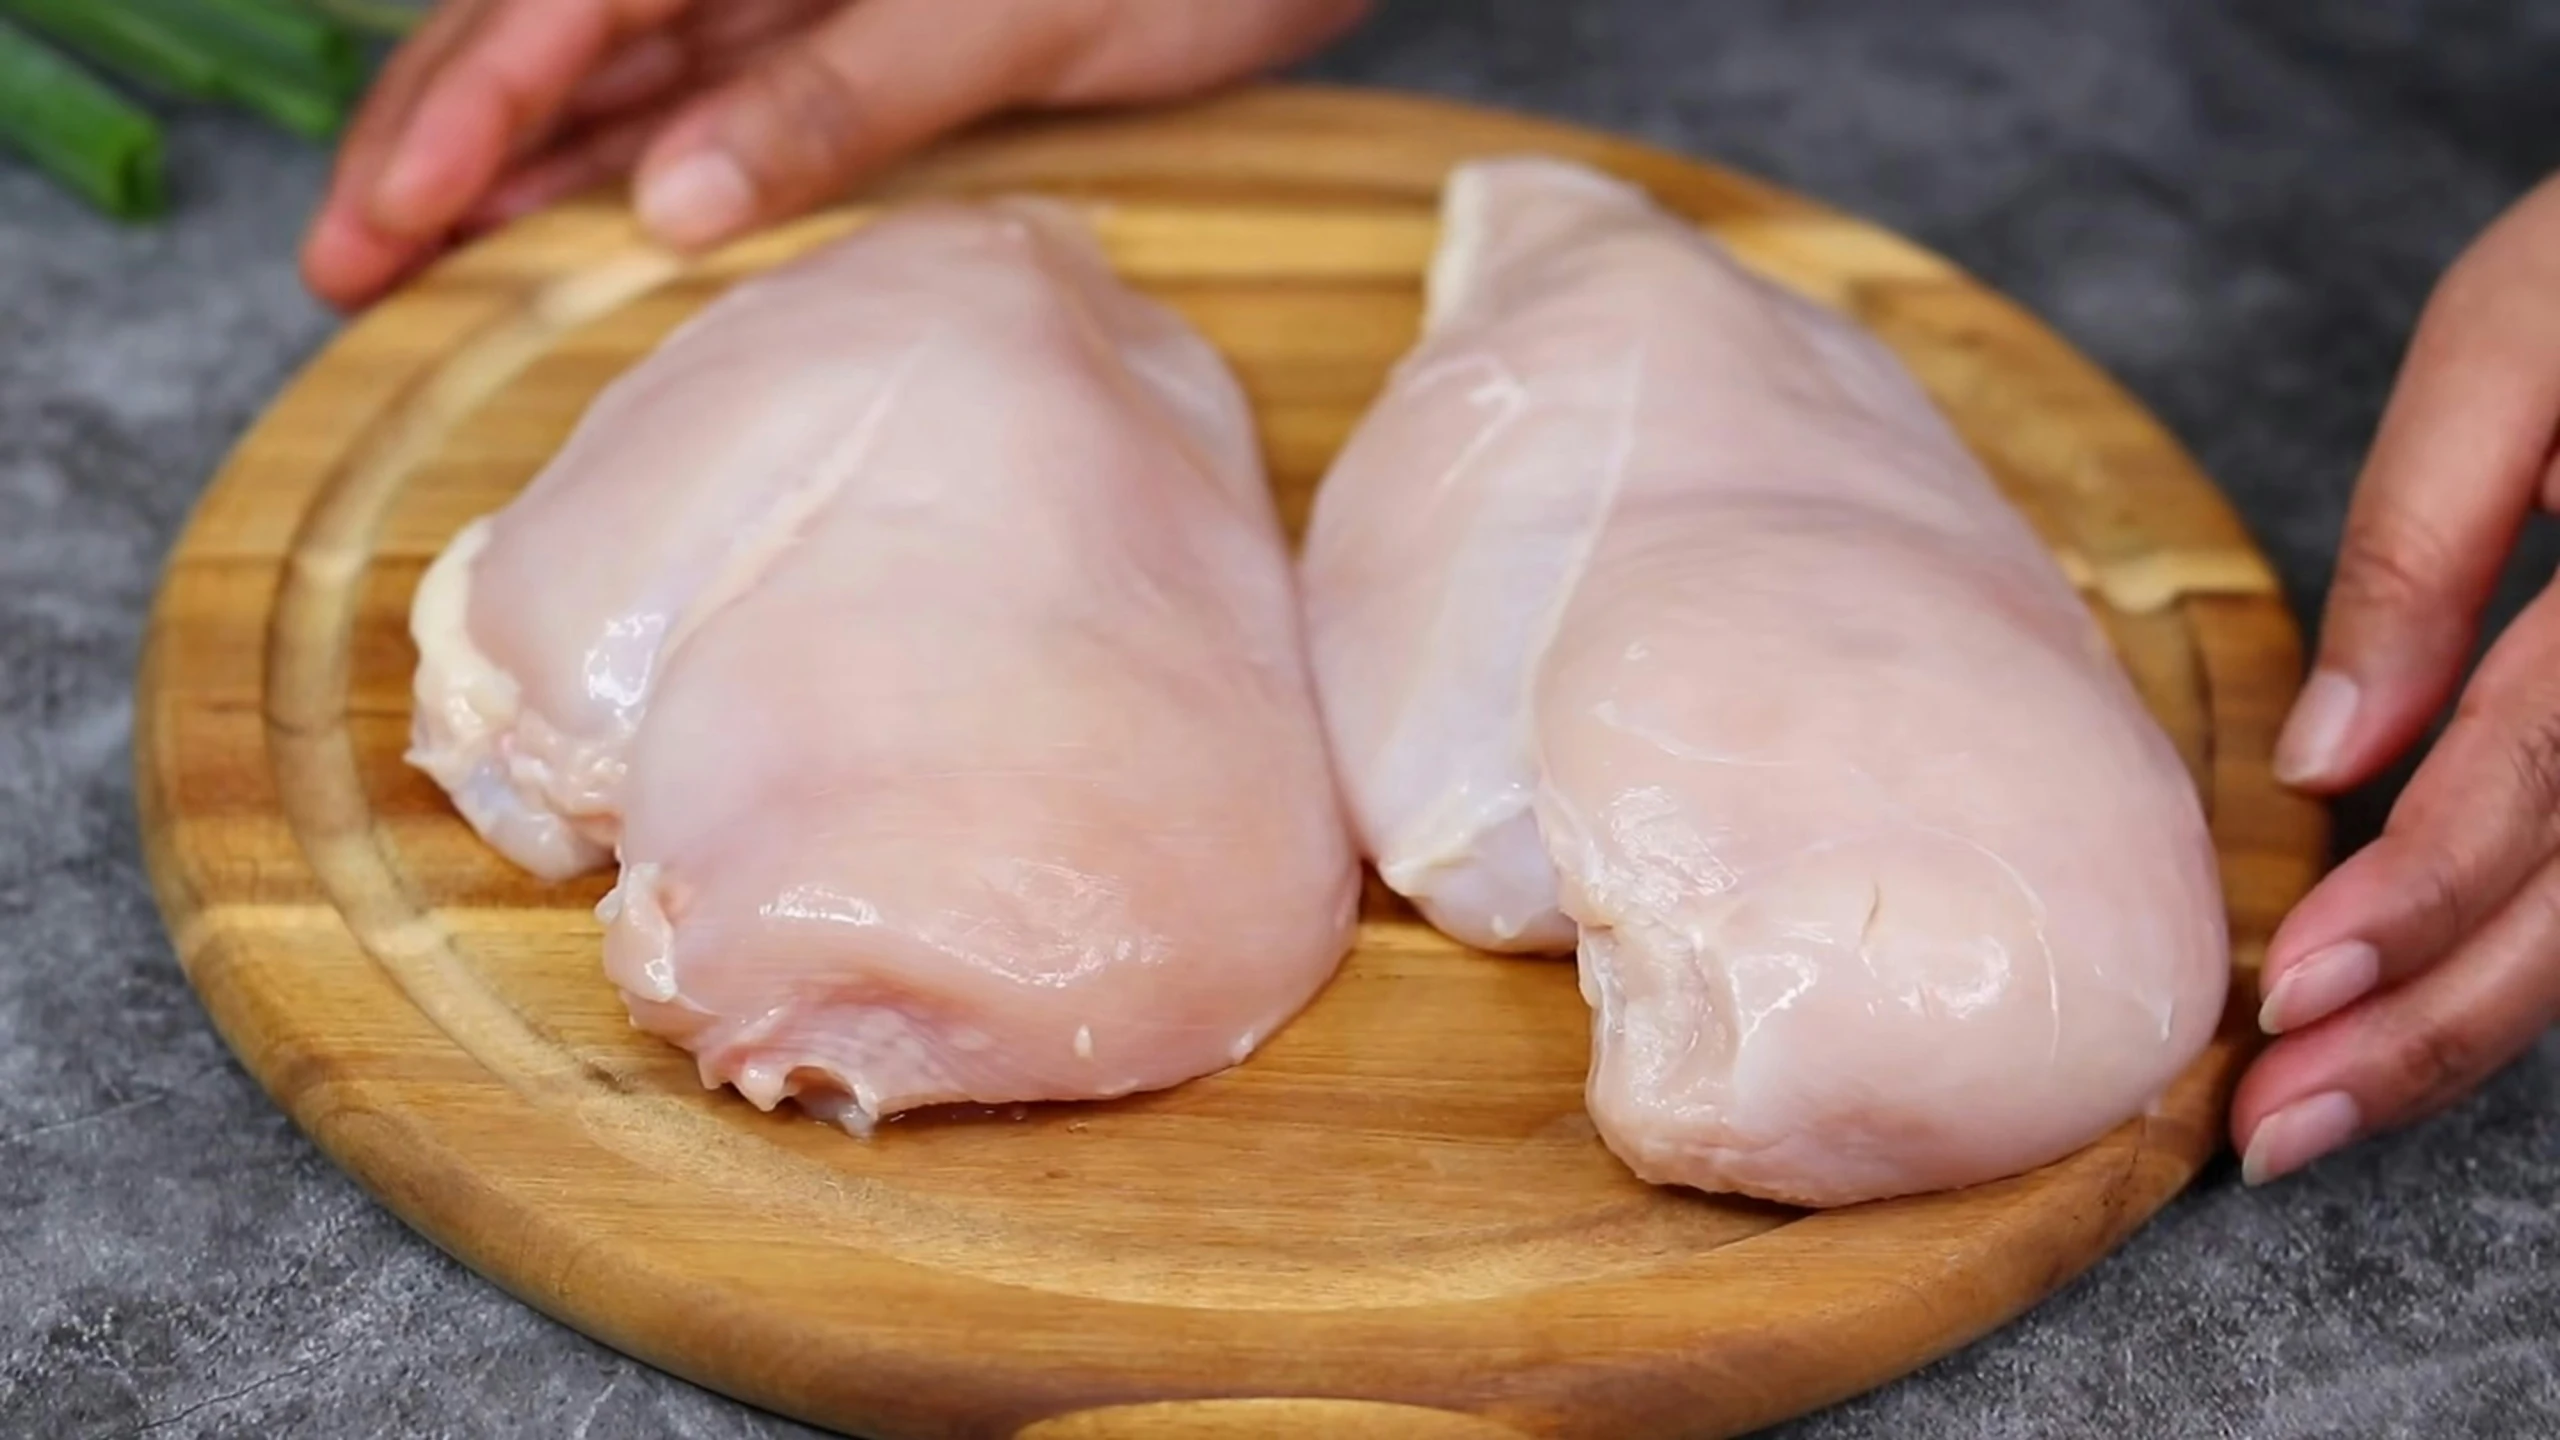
<box><xmin>2235</xmin><ymin>171</ymin><xmax>2560</xmax><ymax>1185</ymax></box>
<box><xmin>299</xmin><ymin>0</ymin><xmax>1371</xmax><ymax>310</ymax></box>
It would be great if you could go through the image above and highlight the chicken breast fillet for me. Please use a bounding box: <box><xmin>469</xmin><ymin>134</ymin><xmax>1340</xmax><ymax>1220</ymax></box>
<box><xmin>410</xmin><ymin>199</ymin><xmax>1361</xmax><ymax>1129</ymax></box>
<box><xmin>1302</xmin><ymin>157</ymin><xmax>2228</xmax><ymax>1206</ymax></box>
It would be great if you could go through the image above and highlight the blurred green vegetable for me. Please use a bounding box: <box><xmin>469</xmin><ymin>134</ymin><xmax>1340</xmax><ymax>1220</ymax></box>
<box><xmin>135</xmin><ymin>0</ymin><xmax>364</xmax><ymax>98</ymax></box>
<box><xmin>131</xmin><ymin>0</ymin><xmax>366</xmax><ymax>137</ymax></box>
<box><xmin>0</xmin><ymin>0</ymin><xmax>227</xmax><ymax>99</ymax></box>
<box><xmin>0</xmin><ymin>15</ymin><xmax>166</xmax><ymax>220</ymax></box>
<box><xmin>0</xmin><ymin>0</ymin><xmax>426</xmax><ymax>218</ymax></box>
<box><xmin>299</xmin><ymin>0</ymin><xmax>418</xmax><ymax>38</ymax></box>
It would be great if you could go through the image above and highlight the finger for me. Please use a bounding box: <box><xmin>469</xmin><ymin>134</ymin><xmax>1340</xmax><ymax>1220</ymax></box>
<box><xmin>324</xmin><ymin>0</ymin><xmax>499</xmax><ymax>198</ymax></box>
<box><xmin>454</xmin><ymin>0</ymin><xmax>841</xmax><ymax>243</ymax></box>
<box><xmin>300</xmin><ymin>203</ymin><xmax>444</xmax><ymax>310</ymax></box>
<box><xmin>2273</xmin><ymin>172</ymin><xmax>2560</xmax><ymax>792</ymax></box>
<box><xmin>626</xmin><ymin>0</ymin><xmax>1371</xmax><ymax>252</ymax></box>
<box><xmin>299</xmin><ymin>0</ymin><xmax>501</xmax><ymax>309</ymax></box>
<box><xmin>458</xmin><ymin>110</ymin><xmax>667</xmax><ymax>236</ymax></box>
<box><xmin>2233</xmin><ymin>848</ymin><xmax>2560</xmax><ymax>1186</ymax></box>
<box><xmin>623</xmin><ymin>0</ymin><xmax>1089</xmax><ymax>251</ymax></box>
<box><xmin>451</xmin><ymin>0</ymin><xmax>839</xmax><ymax>245</ymax></box>
<box><xmin>365</xmin><ymin>0</ymin><xmax>697</xmax><ymax>240</ymax></box>
<box><xmin>2259</xmin><ymin>574</ymin><xmax>2560</xmax><ymax>1034</ymax></box>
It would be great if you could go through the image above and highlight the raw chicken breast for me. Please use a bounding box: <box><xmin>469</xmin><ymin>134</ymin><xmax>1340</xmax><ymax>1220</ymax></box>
<box><xmin>1302</xmin><ymin>157</ymin><xmax>2228</xmax><ymax>1206</ymax></box>
<box><xmin>410</xmin><ymin>199</ymin><xmax>1361</xmax><ymax>1127</ymax></box>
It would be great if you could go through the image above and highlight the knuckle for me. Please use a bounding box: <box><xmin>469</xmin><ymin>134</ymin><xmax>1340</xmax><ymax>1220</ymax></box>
<box><xmin>2329</xmin><ymin>510</ymin><xmax>2454</xmax><ymax>626</ymax></box>
<box><xmin>2507</xmin><ymin>701</ymin><xmax>2560</xmax><ymax>818</ymax></box>
<box><xmin>2405</xmin><ymin>852</ymin><xmax>2474</xmax><ymax>953</ymax></box>
<box><xmin>2438</xmin><ymin>669</ymin><xmax>2560</xmax><ymax>837</ymax></box>
<box><xmin>2384</xmin><ymin>1017</ymin><xmax>2486</xmax><ymax>1116</ymax></box>
<box><xmin>731</xmin><ymin>51</ymin><xmax>868</xmax><ymax>197</ymax></box>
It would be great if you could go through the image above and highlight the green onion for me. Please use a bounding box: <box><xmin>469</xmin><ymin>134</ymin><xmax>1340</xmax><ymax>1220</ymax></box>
<box><xmin>0</xmin><ymin>16</ymin><xmax>166</xmax><ymax>220</ymax></box>
<box><xmin>2</xmin><ymin>0</ymin><xmax>359</xmax><ymax>140</ymax></box>
<box><xmin>138</xmin><ymin>0</ymin><xmax>363</xmax><ymax>96</ymax></box>
<box><xmin>137</xmin><ymin>0</ymin><xmax>363</xmax><ymax>138</ymax></box>
<box><xmin>215</xmin><ymin>69</ymin><xmax>346</xmax><ymax>140</ymax></box>
<box><xmin>296</xmin><ymin>0</ymin><xmax>417</xmax><ymax>40</ymax></box>
<box><xmin>0</xmin><ymin>0</ymin><xmax>226</xmax><ymax>98</ymax></box>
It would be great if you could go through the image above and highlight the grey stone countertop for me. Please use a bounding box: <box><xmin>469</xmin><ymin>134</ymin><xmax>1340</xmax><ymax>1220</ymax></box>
<box><xmin>5</xmin><ymin>1</ymin><xmax>2556</xmax><ymax>1436</ymax></box>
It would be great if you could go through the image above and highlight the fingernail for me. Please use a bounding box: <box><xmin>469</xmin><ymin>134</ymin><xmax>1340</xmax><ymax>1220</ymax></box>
<box><xmin>2273</xmin><ymin>670</ymin><xmax>2359</xmax><ymax>786</ymax></box>
<box><xmin>2258</xmin><ymin>939</ymin><xmax>2381</xmax><ymax>1035</ymax></box>
<box><xmin>637</xmin><ymin>152</ymin><xmax>754</xmax><ymax>250</ymax></box>
<box><xmin>2242</xmin><ymin>1090</ymin><xmax>2362</xmax><ymax>1187</ymax></box>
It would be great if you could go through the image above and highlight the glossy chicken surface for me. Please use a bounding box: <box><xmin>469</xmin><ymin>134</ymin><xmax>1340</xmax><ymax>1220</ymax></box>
<box><xmin>1303</xmin><ymin>158</ymin><xmax>2228</xmax><ymax>1206</ymax></box>
<box><xmin>410</xmin><ymin>200</ymin><xmax>1361</xmax><ymax>1128</ymax></box>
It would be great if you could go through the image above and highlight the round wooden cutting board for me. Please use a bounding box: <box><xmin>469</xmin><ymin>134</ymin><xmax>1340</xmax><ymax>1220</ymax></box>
<box><xmin>136</xmin><ymin>85</ymin><xmax>2327</xmax><ymax>1440</ymax></box>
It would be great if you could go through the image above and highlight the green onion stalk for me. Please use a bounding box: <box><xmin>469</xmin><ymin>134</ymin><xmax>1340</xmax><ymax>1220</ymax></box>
<box><xmin>0</xmin><ymin>15</ymin><xmax>166</xmax><ymax>220</ymax></box>
<box><xmin>0</xmin><ymin>0</ymin><xmax>426</xmax><ymax>219</ymax></box>
<box><xmin>2</xmin><ymin>0</ymin><xmax>403</xmax><ymax>142</ymax></box>
<box><xmin>300</xmin><ymin>0</ymin><xmax>419</xmax><ymax>39</ymax></box>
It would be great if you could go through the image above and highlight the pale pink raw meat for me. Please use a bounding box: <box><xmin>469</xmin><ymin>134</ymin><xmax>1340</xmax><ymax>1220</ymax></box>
<box><xmin>409</xmin><ymin>199</ymin><xmax>1360</xmax><ymax>1128</ymax></box>
<box><xmin>1301</xmin><ymin>157</ymin><xmax>2228</xmax><ymax>1206</ymax></box>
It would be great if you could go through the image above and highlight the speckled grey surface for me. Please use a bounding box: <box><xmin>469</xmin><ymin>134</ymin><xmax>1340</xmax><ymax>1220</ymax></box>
<box><xmin>4</xmin><ymin>1</ymin><xmax>2557</xmax><ymax>1436</ymax></box>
